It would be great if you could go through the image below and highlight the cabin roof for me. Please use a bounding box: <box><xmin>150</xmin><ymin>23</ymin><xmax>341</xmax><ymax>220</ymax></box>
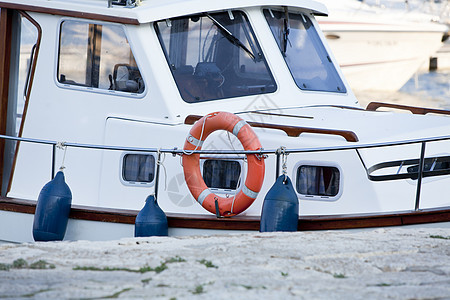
<box><xmin>0</xmin><ymin>0</ymin><xmax>328</xmax><ymax>24</ymax></box>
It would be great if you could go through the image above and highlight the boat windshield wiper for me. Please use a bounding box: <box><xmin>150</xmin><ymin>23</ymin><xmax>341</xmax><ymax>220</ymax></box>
<box><xmin>205</xmin><ymin>13</ymin><xmax>256</xmax><ymax>60</ymax></box>
<box><xmin>282</xmin><ymin>6</ymin><xmax>290</xmax><ymax>56</ymax></box>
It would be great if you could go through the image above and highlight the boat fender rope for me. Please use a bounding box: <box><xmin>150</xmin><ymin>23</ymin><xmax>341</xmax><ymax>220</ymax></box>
<box><xmin>156</xmin><ymin>148</ymin><xmax>168</xmax><ymax>191</ymax></box>
<box><xmin>56</xmin><ymin>142</ymin><xmax>67</xmax><ymax>171</ymax></box>
<box><xmin>281</xmin><ymin>146</ymin><xmax>288</xmax><ymax>183</ymax></box>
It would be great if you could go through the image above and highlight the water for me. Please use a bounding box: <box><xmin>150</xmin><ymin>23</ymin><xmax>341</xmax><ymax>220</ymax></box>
<box><xmin>355</xmin><ymin>69</ymin><xmax>450</xmax><ymax>109</ymax></box>
<box><xmin>401</xmin><ymin>70</ymin><xmax>450</xmax><ymax>107</ymax></box>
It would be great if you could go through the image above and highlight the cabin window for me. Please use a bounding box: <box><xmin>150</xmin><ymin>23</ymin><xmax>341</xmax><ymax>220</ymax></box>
<box><xmin>17</xmin><ymin>14</ymin><xmax>40</xmax><ymax>134</ymax></box>
<box><xmin>57</xmin><ymin>21</ymin><xmax>144</xmax><ymax>94</ymax></box>
<box><xmin>0</xmin><ymin>11</ymin><xmax>41</xmax><ymax>195</ymax></box>
<box><xmin>202</xmin><ymin>160</ymin><xmax>241</xmax><ymax>190</ymax></box>
<box><xmin>264</xmin><ymin>9</ymin><xmax>346</xmax><ymax>93</ymax></box>
<box><xmin>122</xmin><ymin>154</ymin><xmax>155</xmax><ymax>184</ymax></box>
<box><xmin>155</xmin><ymin>11</ymin><xmax>277</xmax><ymax>103</ymax></box>
<box><xmin>367</xmin><ymin>155</ymin><xmax>450</xmax><ymax>181</ymax></box>
<box><xmin>296</xmin><ymin>165</ymin><xmax>340</xmax><ymax>197</ymax></box>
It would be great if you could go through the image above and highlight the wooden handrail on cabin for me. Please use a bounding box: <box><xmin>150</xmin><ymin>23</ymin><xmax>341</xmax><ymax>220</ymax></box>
<box><xmin>366</xmin><ymin>102</ymin><xmax>450</xmax><ymax>116</ymax></box>
<box><xmin>184</xmin><ymin>115</ymin><xmax>359</xmax><ymax>142</ymax></box>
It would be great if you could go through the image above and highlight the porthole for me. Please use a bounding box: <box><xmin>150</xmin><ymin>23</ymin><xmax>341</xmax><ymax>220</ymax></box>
<box><xmin>121</xmin><ymin>153</ymin><xmax>156</xmax><ymax>186</ymax></box>
<box><xmin>202</xmin><ymin>159</ymin><xmax>242</xmax><ymax>193</ymax></box>
<box><xmin>294</xmin><ymin>163</ymin><xmax>342</xmax><ymax>201</ymax></box>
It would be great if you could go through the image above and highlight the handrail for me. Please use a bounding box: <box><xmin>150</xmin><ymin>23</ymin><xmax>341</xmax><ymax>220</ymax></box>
<box><xmin>366</xmin><ymin>102</ymin><xmax>450</xmax><ymax>116</ymax></box>
<box><xmin>2</xmin><ymin>132</ymin><xmax>450</xmax><ymax>212</ymax></box>
<box><xmin>185</xmin><ymin>115</ymin><xmax>359</xmax><ymax>142</ymax></box>
<box><xmin>2</xmin><ymin>133</ymin><xmax>450</xmax><ymax>155</ymax></box>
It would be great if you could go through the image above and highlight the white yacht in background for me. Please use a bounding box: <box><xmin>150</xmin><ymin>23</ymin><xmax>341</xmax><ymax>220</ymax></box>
<box><xmin>364</xmin><ymin>0</ymin><xmax>450</xmax><ymax>24</ymax></box>
<box><xmin>0</xmin><ymin>0</ymin><xmax>449</xmax><ymax>243</ymax></box>
<box><xmin>317</xmin><ymin>0</ymin><xmax>448</xmax><ymax>91</ymax></box>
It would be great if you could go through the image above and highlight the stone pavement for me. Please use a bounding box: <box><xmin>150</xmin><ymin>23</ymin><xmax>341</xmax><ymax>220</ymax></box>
<box><xmin>0</xmin><ymin>227</ymin><xmax>449</xmax><ymax>299</ymax></box>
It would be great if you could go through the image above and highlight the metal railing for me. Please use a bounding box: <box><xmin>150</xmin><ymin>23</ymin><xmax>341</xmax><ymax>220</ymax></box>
<box><xmin>2</xmin><ymin>132</ymin><xmax>450</xmax><ymax>211</ymax></box>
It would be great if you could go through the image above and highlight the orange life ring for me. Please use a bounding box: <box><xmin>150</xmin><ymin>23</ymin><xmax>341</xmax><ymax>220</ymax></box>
<box><xmin>183</xmin><ymin>112</ymin><xmax>265</xmax><ymax>217</ymax></box>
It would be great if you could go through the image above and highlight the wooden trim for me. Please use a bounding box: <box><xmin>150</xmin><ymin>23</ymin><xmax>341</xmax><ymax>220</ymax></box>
<box><xmin>0</xmin><ymin>197</ymin><xmax>36</xmax><ymax>214</ymax></box>
<box><xmin>6</xmin><ymin>11</ymin><xmax>42</xmax><ymax>194</ymax></box>
<box><xmin>20</xmin><ymin>11</ymin><xmax>41</xmax><ymax>114</ymax></box>
<box><xmin>366</xmin><ymin>102</ymin><xmax>450</xmax><ymax>116</ymax></box>
<box><xmin>247</xmin><ymin>111</ymin><xmax>314</xmax><ymax>120</ymax></box>
<box><xmin>185</xmin><ymin>115</ymin><xmax>359</xmax><ymax>142</ymax></box>
<box><xmin>0</xmin><ymin>2</ymin><xmax>140</xmax><ymax>25</ymax></box>
<box><xmin>0</xmin><ymin>8</ymin><xmax>13</xmax><ymax>191</ymax></box>
<box><xmin>1</xmin><ymin>197</ymin><xmax>448</xmax><ymax>231</ymax></box>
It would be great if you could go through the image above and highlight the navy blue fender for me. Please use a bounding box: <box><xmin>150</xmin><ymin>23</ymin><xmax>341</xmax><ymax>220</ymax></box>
<box><xmin>135</xmin><ymin>195</ymin><xmax>168</xmax><ymax>237</ymax></box>
<box><xmin>260</xmin><ymin>175</ymin><xmax>299</xmax><ymax>232</ymax></box>
<box><xmin>33</xmin><ymin>171</ymin><xmax>72</xmax><ymax>241</ymax></box>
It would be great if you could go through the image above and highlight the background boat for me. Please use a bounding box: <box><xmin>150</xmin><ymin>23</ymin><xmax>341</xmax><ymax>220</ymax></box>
<box><xmin>317</xmin><ymin>0</ymin><xmax>448</xmax><ymax>91</ymax></box>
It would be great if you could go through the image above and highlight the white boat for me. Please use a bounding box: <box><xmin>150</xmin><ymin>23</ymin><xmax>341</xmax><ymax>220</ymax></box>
<box><xmin>0</xmin><ymin>0</ymin><xmax>449</xmax><ymax>243</ymax></box>
<box><xmin>363</xmin><ymin>0</ymin><xmax>450</xmax><ymax>25</ymax></box>
<box><xmin>317</xmin><ymin>0</ymin><xmax>448</xmax><ymax>91</ymax></box>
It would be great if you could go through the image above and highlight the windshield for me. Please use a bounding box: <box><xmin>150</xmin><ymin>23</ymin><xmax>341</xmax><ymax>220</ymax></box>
<box><xmin>264</xmin><ymin>9</ymin><xmax>346</xmax><ymax>93</ymax></box>
<box><xmin>155</xmin><ymin>11</ymin><xmax>277</xmax><ymax>103</ymax></box>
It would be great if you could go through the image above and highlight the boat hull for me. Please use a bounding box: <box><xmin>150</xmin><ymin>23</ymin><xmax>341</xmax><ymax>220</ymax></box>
<box><xmin>1</xmin><ymin>197</ymin><xmax>449</xmax><ymax>243</ymax></box>
<box><xmin>320</xmin><ymin>28</ymin><xmax>445</xmax><ymax>91</ymax></box>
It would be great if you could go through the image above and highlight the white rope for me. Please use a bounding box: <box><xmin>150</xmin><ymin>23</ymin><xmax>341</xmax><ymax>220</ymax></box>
<box><xmin>281</xmin><ymin>146</ymin><xmax>288</xmax><ymax>182</ymax></box>
<box><xmin>225</xmin><ymin>128</ymin><xmax>244</xmax><ymax>215</ymax></box>
<box><xmin>230</xmin><ymin>175</ymin><xmax>242</xmax><ymax>215</ymax></box>
<box><xmin>226</xmin><ymin>131</ymin><xmax>235</xmax><ymax>151</ymax></box>
<box><xmin>56</xmin><ymin>142</ymin><xmax>67</xmax><ymax>171</ymax></box>
<box><xmin>226</xmin><ymin>130</ymin><xmax>246</xmax><ymax>163</ymax></box>
<box><xmin>156</xmin><ymin>148</ymin><xmax>168</xmax><ymax>191</ymax></box>
<box><xmin>182</xmin><ymin>114</ymin><xmax>212</xmax><ymax>156</ymax></box>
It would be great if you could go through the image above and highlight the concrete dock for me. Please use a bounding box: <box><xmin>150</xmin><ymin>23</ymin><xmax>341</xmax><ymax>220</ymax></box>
<box><xmin>0</xmin><ymin>226</ymin><xmax>449</xmax><ymax>299</ymax></box>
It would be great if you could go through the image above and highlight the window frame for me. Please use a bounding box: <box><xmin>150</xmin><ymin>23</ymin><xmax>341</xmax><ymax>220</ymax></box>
<box><xmin>120</xmin><ymin>152</ymin><xmax>157</xmax><ymax>187</ymax></box>
<box><xmin>200</xmin><ymin>158</ymin><xmax>245</xmax><ymax>196</ymax></box>
<box><xmin>292</xmin><ymin>160</ymin><xmax>343</xmax><ymax>201</ymax></box>
<box><xmin>263</xmin><ymin>8</ymin><xmax>347</xmax><ymax>94</ymax></box>
<box><xmin>55</xmin><ymin>18</ymin><xmax>146</xmax><ymax>98</ymax></box>
<box><xmin>154</xmin><ymin>10</ymin><xmax>278</xmax><ymax>103</ymax></box>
